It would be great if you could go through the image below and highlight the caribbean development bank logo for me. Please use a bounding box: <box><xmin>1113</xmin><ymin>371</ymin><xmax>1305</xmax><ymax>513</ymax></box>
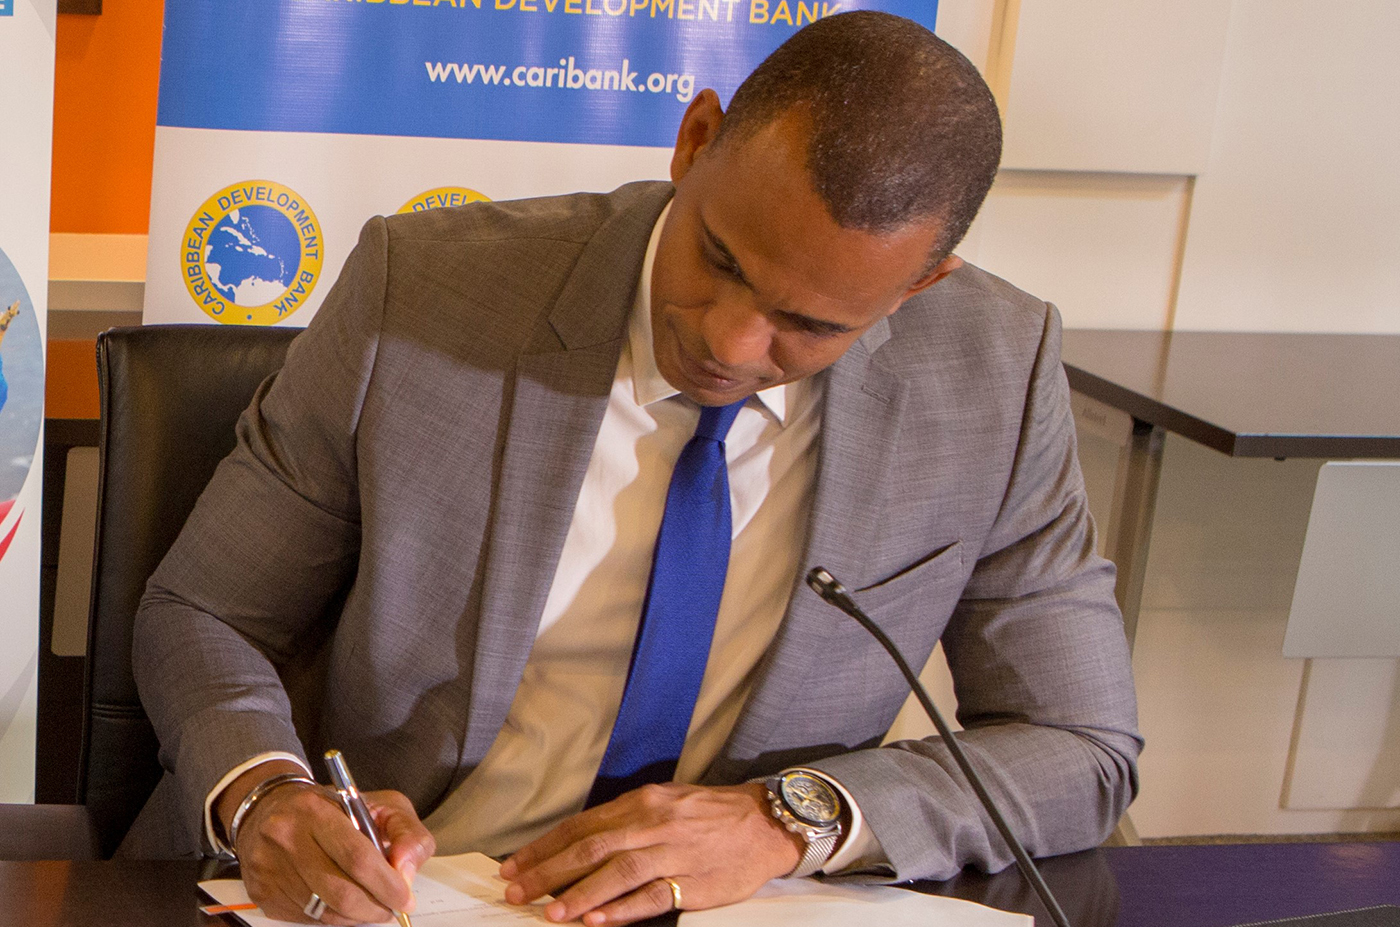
<box><xmin>0</xmin><ymin>0</ymin><xmax>12</xmax><ymax>16</ymax></box>
<box><xmin>398</xmin><ymin>186</ymin><xmax>491</xmax><ymax>214</ymax></box>
<box><xmin>183</xmin><ymin>181</ymin><xmax>323</xmax><ymax>325</ymax></box>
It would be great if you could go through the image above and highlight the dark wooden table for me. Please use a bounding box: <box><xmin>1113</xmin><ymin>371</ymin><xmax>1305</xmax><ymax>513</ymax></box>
<box><xmin>1060</xmin><ymin>330</ymin><xmax>1400</xmax><ymax>460</ymax></box>
<box><xmin>4</xmin><ymin>842</ymin><xmax>1397</xmax><ymax>927</ymax></box>
<box><xmin>928</xmin><ymin>842</ymin><xmax>1400</xmax><ymax>926</ymax></box>
<box><xmin>1058</xmin><ymin>330</ymin><xmax>1400</xmax><ymax>649</ymax></box>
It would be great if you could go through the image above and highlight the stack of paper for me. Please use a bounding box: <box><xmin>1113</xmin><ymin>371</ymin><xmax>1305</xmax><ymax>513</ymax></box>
<box><xmin>681</xmin><ymin>875</ymin><xmax>1031</xmax><ymax>927</ymax></box>
<box><xmin>200</xmin><ymin>852</ymin><xmax>1030</xmax><ymax>927</ymax></box>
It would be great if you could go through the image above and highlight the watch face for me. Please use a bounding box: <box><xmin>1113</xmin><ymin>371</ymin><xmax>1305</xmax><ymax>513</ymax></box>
<box><xmin>780</xmin><ymin>772</ymin><xmax>841</xmax><ymax>827</ymax></box>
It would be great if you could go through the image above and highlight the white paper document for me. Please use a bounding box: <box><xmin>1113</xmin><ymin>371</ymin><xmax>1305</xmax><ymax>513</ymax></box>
<box><xmin>200</xmin><ymin>852</ymin><xmax>553</xmax><ymax>926</ymax></box>
<box><xmin>200</xmin><ymin>851</ymin><xmax>1028</xmax><ymax>927</ymax></box>
<box><xmin>680</xmin><ymin>876</ymin><xmax>1031</xmax><ymax>927</ymax></box>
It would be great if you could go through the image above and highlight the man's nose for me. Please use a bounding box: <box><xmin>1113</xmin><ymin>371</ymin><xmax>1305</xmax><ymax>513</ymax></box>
<box><xmin>701</xmin><ymin>303</ymin><xmax>772</xmax><ymax>368</ymax></box>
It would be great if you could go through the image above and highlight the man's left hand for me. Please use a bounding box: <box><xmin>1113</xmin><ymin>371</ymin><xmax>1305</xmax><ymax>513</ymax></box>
<box><xmin>500</xmin><ymin>782</ymin><xmax>804</xmax><ymax>926</ymax></box>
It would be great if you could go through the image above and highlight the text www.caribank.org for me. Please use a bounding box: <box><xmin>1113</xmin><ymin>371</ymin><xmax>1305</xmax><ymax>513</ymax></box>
<box><xmin>425</xmin><ymin>57</ymin><xmax>696</xmax><ymax>102</ymax></box>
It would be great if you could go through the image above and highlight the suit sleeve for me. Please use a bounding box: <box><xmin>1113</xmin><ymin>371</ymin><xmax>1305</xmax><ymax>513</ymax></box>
<box><xmin>132</xmin><ymin>217</ymin><xmax>392</xmax><ymax>854</ymax></box>
<box><xmin>806</xmin><ymin>306</ymin><xmax>1142</xmax><ymax>881</ymax></box>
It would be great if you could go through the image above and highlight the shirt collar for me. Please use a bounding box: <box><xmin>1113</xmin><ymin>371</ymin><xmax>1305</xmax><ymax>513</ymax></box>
<box><xmin>628</xmin><ymin>202</ymin><xmax>790</xmax><ymax>423</ymax></box>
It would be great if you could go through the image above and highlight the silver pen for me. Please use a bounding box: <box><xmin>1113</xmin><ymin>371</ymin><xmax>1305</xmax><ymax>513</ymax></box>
<box><xmin>324</xmin><ymin>749</ymin><xmax>414</xmax><ymax>927</ymax></box>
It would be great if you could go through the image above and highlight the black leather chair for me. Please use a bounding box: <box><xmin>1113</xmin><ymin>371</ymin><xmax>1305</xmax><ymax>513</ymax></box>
<box><xmin>0</xmin><ymin>324</ymin><xmax>300</xmax><ymax>860</ymax></box>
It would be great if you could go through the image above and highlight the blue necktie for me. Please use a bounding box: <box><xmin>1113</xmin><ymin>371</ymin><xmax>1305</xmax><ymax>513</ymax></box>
<box><xmin>587</xmin><ymin>398</ymin><xmax>747</xmax><ymax>806</ymax></box>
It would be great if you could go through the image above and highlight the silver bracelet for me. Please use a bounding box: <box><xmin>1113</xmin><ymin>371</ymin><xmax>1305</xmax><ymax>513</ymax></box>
<box><xmin>227</xmin><ymin>772</ymin><xmax>317</xmax><ymax>853</ymax></box>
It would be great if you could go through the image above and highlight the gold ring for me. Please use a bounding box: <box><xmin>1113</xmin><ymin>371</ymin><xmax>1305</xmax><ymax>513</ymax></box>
<box><xmin>661</xmin><ymin>877</ymin><xmax>683</xmax><ymax>911</ymax></box>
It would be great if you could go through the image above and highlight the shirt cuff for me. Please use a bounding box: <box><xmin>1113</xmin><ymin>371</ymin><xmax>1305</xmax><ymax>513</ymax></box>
<box><xmin>204</xmin><ymin>751</ymin><xmax>313</xmax><ymax>856</ymax></box>
<box><xmin>797</xmin><ymin>768</ymin><xmax>889</xmax><ymax>875</ymax></box>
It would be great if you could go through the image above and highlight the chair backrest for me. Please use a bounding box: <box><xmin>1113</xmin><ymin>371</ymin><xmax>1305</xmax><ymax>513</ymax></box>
<box><xmin>82</xmin><ymin>324</ymin><xmax>300</xmax><ymax>858</ymax></box>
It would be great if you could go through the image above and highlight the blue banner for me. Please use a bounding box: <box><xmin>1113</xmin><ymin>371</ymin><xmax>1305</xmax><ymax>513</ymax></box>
<box><xmin>157</xmin><ymin>0</ymin><xmax>938</xmax><ymax>147</ymax></box>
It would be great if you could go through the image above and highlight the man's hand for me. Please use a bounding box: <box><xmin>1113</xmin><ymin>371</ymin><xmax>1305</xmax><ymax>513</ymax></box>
<box><xmin>220</xmin><ymin>764</ymin><xmax>436</xmax><ymax>924</ymax></box>
<box><xmin>500</xmin><ymin>782</ymin><xmax>804</xmax><ymax>926</ymax></box>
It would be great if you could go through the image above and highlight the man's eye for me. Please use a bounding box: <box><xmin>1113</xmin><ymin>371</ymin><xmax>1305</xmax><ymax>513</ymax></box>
<box><xmin>782</xmin><ymin>314</ymin><xmax>844</xmax><ymax>337</ymax></box>
<box><xmin>710</xmin><ymin>254</ymin><xmax>743</xmax><ymax>279</ymax></box>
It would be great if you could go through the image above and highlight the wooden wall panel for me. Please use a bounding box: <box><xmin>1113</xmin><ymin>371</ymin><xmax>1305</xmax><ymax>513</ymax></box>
<box><xmin>958</xmin><ymin>170</ymin><xmax>1190</xmax><ymax>329</ymax></box>
<box><xmin>1001</xmin><ymin>0</ymin><xmax>1231</xmax><ymax>174</ymax></box>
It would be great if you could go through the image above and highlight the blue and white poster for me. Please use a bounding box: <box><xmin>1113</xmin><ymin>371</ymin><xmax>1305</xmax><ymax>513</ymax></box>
<box><xmin>0</xmin><ymin>0</ymin><xmax>55</xmax><ymax>803</ymax></box>
<box><xmin>144</xmin><ymin>0</ymin><xmax>938</xmax><ymax>325</ymax></box>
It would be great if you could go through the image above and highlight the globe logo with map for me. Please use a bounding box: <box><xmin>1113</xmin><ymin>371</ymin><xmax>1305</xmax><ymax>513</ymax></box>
<box><xmin>183</xmin><ymin>180</ymin><xmax>324</xmax><ymax>325</ymax></box>
<box><xmin>208</xmin><ymin>208</ymin><xmax>301</xmax><ymax>303</ymax></box>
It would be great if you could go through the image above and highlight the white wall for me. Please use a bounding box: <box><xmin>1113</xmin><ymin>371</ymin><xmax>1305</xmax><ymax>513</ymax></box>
<box><xmin>1000</xmin><ymin>0</ymin><xmax>1231</xmax><ymax>175</ymax></box>
<box><xmin>959</xmin><ymin>171</ymin><xmax>1191</xmax><ymax>330</ymax></box>
<box><xmin>1173</xmin><ymin>2</ymin><xmax>1400</xmax><ymax>333</ymax></box>
<box><xmin>934</xmin><ymin>0</ymin><xmax>1400</xmax><ymax>838</ymax></box>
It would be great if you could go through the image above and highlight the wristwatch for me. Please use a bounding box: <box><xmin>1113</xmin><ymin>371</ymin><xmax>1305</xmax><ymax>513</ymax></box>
<box><xmin>764</xmin><ymin>769</ymin><xmax>844</xmax><ymax>878</ymax></box>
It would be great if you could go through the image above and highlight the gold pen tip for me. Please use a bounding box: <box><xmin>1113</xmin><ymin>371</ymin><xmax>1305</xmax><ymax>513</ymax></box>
<box><xmin>396</xmin><ymin>912</ymin><xmax>414</xmax><ymax>927</ymax></box>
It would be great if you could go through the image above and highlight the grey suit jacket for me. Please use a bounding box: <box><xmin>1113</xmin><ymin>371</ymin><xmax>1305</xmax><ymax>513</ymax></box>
<box><xmin>128</xmin><ymin>181</ymin><xmax>1140</xmax><ymax>880</ymax></box>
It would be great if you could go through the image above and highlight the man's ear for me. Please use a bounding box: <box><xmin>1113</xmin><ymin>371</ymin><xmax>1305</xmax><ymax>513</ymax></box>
<box><xmin>900</xmin><ymin>254</ymin><xmax>964</xmax><ymax>302</ymax></box>
<box><xmin>671</xmin><ymin>89</ymin><xmax>725</xmax><ymax>184</ymax></box>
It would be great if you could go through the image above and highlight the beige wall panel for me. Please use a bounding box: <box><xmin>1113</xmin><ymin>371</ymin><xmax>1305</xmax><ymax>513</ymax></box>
<box><xmin>1099</xmin><ymin>434</ymin><xmax>1400</xmax><ymax>835</ymax></box>
<box><xmin>1284</xmin><ymin>658</ymin><xmax>1400</xmax><ymax>810</ymax></box>
<box><xmin>53</xmin><ymin>448</ymin><xmax>99</xmax><ymax>658</ymax></box>
<box><xmin>1131</xmin><ymin>599</ymin><xmax>1400</xmax><ymax>836</ymax></box>
<box><xmin>1001</xmin><ymin>0</ymin><xmax>1230</xmax><ymax>174</ymax></box>
<box><xmin>1072</xmin><ymin>394</ymin><xmax>1135</xmax><ymax>562</ymax></box>
<box><xmin>1130</xmin><ymin>601</ymin><xmax>1304</xmax><ymax>838</ymax></box>
<box><xmin>1141</xmin><ymin>437</ymin><xmax>1320</xmax><ymax>615</ymax></box>
<box><xmin>958</xmin><ymin>170</ymin><xmax>1188</xmax><ymax>330</ymax></box>
<box><xmin>884</xmin><ymin>643</ymin><xmax>961</xmax><ymax>744</ymax></box>
<box><xmin>933</xmin><ymin>0</ymin><xmax>997</xmax><ymax>75</ymax></box>
<box><xmin>1174</xmin><ymin>1</ymin><xmax>1400</xmax><ymax>333</ymax></box>
<box><xmin>1284</xmin><ymin>462</ymin><xmax>1400</xmax><ymax>659</ymax></box>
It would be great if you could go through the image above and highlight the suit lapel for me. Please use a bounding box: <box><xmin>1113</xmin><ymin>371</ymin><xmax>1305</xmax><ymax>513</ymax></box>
<box><xmin>462</xmin><ymin>184</ymin><xmax>674</xmax><ymax>765</ymax></box>
<box><xmin>706</xmin><ymin>321</ymin><xmax>908</xmax><ymax>781</ymax></box>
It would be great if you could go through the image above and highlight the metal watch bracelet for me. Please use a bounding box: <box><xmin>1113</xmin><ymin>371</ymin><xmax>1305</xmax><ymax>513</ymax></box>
<box><xmin>790</xmin><ymin>831</ymin><xmax>839</xmax><ymax>879</ymax></box>
<box><xmin>764</xmin><ymin>771</ymin><xmax>844</xmax><ymax>879</ymax></box>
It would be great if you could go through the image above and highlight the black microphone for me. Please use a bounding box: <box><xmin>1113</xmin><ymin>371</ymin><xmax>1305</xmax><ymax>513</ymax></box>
<box><xmin>805</xmin><ymin>566</ymin><xmax>1074</xmax><ymax>927</ymax></box>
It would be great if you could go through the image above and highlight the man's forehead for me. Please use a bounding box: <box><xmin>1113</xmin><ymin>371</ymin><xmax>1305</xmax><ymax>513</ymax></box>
<box><xmin>701</xmin><ymin>110</ymin><xmax>947</xmax><ymax>247</ymax></box>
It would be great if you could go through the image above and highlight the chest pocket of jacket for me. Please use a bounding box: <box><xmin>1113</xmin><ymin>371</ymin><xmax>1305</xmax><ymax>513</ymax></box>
<box><xmin>852</xmin><ymin>541</ymin><xmax>966</xmax><ymax>622</ymax></box>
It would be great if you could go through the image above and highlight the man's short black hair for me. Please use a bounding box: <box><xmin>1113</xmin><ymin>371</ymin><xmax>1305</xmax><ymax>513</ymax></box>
<box><xmin>715</xmin><ymin>10</ymin><xmax>1002</xmax><ymax>254</ymax></box>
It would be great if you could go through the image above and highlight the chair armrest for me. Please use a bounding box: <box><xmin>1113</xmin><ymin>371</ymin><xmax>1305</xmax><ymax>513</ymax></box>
<box><xmin>0</xmin><ymin>803</ymin><xmax>99</xmax><ymax>860</ymax></box>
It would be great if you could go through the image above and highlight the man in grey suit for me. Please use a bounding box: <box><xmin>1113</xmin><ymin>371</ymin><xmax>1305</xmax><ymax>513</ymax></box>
<box><xmin>131</xmin><ymin>11</ymin><xmax>1140</xmax><ymax>926</ymax></box>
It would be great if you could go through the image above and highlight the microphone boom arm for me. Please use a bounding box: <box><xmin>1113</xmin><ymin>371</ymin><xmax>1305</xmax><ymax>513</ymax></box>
<box><xmin>805</xmin><ymin>567</ymin><xmax>1073</xmax><ymax>927</ymax></box>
